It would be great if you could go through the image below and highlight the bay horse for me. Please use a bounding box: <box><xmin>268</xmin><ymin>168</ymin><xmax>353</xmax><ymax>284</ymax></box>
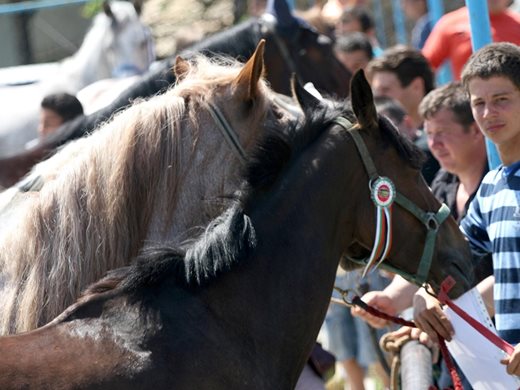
<box><xmin>0</xmin><ymin>71</ymin><xmax>474</xmax><ymax>389</ymax></box>
<box><xmin>0</xmin><ymin>0</ymin><xmax>351</xmax><ymax>188</ymax></box>
<box><xmin>0</xmin><ymin>41</ymin><xmax>299</xmax><ymax>334</ymax></box>
<box><xmin>0</xmin><ymin>0</ymin><xmax>155</xmax><ymax>155</ymax></box>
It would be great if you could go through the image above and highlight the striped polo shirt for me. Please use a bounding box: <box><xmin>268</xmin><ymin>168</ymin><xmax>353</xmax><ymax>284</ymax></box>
<box><xmin>460</xmin><ymin>161</ymin><xmax>520</xmax><ymax>345</ymax></box>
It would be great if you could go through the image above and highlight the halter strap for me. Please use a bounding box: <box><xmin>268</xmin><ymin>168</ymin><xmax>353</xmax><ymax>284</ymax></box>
<box><xmin>206</xmin><ymin>102</ymin><xmax>247</xmax><ymax>164</ymax></box>
<box><xmin>332</xmin><ymin>116</ymin><xmax>451</xmax><ymax>286</ymax></box>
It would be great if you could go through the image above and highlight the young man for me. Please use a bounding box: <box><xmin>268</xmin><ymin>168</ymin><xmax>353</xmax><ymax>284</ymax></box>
<box><xmin>458</xmin><ymin>42</ymin><xmax>520</xmax><ymax>375</ymax></box>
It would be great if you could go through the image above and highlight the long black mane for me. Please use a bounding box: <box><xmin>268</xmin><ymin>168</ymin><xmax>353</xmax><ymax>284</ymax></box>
<box><xmin>81</xmin><ymin>98</ymin><xmax>424</xmax><ymax>298</ymax></box>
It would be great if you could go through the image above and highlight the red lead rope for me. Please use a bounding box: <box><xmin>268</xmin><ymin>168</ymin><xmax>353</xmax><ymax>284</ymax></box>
<box><xmin>352</xmin><ymin>276</ymin><xmax>519</xmax><ymax>390</ymax></box>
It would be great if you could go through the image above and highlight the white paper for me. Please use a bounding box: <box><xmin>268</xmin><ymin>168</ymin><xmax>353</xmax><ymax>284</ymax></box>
<box><xmin>444</xmin><ymin>288</ymin><xmax>520</xmax><ymax>390</ymax></box>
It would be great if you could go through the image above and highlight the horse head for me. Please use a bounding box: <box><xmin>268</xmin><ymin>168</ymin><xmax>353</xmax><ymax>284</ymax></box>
<box><xmin>99</xmin><ymin>0</ymin><xmax>155</xmax><ymax>79</ymax></box>
<box><xmin>293</xmin><ymin>70</ymin><xmax>473</xmax><ymax>297</ymax></box>
<box><xmin>261</xmin><ymin>0</ymin><xmax>351</xmax><ymax>98</ymax></box>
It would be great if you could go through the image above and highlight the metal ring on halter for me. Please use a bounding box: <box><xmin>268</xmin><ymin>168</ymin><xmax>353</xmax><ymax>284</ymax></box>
<box><xmin>368</xmin><ymin>176</ymin><xmax>379</xmax><ymax>191</ymax></box>
<box><xmin>333</xmin><ymin>287</ymin><xmax>358</xmax><ymax>307</ymax></box>
<box><xmin>425</xmin><ymin>213</ymin><xmax>440</xmax><ymax>232</ymax></box>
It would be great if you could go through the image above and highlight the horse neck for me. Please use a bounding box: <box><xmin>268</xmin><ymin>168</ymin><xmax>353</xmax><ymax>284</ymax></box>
<box><xmin>200</xmin><ymin>127</ymin><xmax>360</xmax><ymax>385</ymax></box>
<box><xmin>59</xmin><ymin>16</ymin><xmax>111</xmax><ymax>91</ymax></box>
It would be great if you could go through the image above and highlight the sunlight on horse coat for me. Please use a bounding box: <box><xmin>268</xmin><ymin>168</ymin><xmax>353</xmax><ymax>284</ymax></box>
<box><xmin>0</xmin><ymin>41</ymin><xmax>299</xmax><ymax>335</ymax></box>
<box><xmin>0</xmin><ymin>70</ymin><xmax>474</xmax><ymax>390</ymax></box>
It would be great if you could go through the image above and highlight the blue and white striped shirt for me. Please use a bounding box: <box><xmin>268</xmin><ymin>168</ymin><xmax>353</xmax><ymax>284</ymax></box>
<box><xmin>460</xmin><ymin>161</ymin><xmax>520</xmax><ymax>345</ymax></box>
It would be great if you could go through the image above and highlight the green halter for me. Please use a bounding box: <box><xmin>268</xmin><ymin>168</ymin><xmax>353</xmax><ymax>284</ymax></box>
<box><xmin>333</xmin><ymin>116</ymin><xmax>451</xmax><ymax>286</ymax></box>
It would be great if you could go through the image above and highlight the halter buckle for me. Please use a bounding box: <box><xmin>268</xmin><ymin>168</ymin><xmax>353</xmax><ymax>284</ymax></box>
<box><xmin>425</xmin><ymin>213</ymin><xmax>439</xmax><ymax>232</ymax></box>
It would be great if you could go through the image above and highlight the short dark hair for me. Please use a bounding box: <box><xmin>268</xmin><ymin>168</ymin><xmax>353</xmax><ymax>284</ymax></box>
<box><xmin>419</xmin><ymin>82</ymin><xmax>474</xmax><ymax>128</ymax></box>
<box><xmin>41</xmin><ymin>92</ymin><xmax>84</xmax><ymax>122</ymax></box>
<box><xmin>334</xmin><ymin>32</ymin><xmax>373</xmax><ymax>60</ymax></box>
<box><xmin>366</xmin><ymin>44</ymin><xmax>435</xmax><ymax>94</ymax></box>
<box><xmin>339</xmin><ymin>6</ymin><xmax>374</xmax><ymax>33</ymax></box>
<box><xmin>461</xmin><ymin>42</ymin><xmax>520</xmax><ymax>92</ymax></box>
<box><xmin>374</xmin><ymin>95</ymin><xmax>407</xmax><ymax>124</ymax></box>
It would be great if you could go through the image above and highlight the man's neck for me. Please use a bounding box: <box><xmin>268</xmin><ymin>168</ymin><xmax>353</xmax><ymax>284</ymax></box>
<box><xmin>456</xmin><ymin>158</ymin><xmax>487</xmax><ymax>196</ymax></box>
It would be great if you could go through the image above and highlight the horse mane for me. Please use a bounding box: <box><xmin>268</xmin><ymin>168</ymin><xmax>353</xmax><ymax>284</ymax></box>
<box><xmin>80</xmin><ymin>205</ymin><xmax>256</xmax><ymax>298</ymax></box>
<box><xmin>0</xmin><ymin>54</ymin><xmax>268</xmax><ymax>334</ymax></box>
<box><xmin>78</xmin><ymin>97</ymin><xmax>425</xmax><ymax>300</ymax></box>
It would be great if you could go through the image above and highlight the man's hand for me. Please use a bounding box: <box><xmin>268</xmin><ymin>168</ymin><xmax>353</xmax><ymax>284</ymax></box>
<box><xmin>385</xmin><ymin>326</ymin><xmax>436</xmax><ymax>349</ymax></box>
<box><xmin>501</xmin><ymin>344</ymin><xmax>520</xmax><ymax>376</ymax></box>
<box><xmin>413</xmin><ymin>287</ymin><xmax>454</xmax><ymax>342</ymax></box>
<box><xmin>351</xmin><ymin>290</ymin><xmax>396</xmax><ymax>328</ymax></box>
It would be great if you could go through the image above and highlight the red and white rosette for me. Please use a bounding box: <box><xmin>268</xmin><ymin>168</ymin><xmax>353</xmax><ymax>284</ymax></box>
<box><xmin>363</xmin><ymin>177</ymin><xmax>396</xmax><ymax>277</ymax></box>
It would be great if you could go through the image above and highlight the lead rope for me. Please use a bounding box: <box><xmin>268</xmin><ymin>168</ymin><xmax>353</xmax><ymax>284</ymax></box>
<box><xmin>334</xmin><ymin>287</ymin><xmax>463</xmax><ymax>390</ymax></box>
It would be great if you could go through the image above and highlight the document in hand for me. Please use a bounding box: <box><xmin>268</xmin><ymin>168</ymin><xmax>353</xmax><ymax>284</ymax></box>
<box><xmin>444</xmin><ymin>288</ymin><xmax>520</xmax><ymax>390</ymax></box>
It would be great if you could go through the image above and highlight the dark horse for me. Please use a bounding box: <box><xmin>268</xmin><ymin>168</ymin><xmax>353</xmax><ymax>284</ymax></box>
<box><xmin>0</xmin><ymin>72</ymin><xmax>473</xmax><ymax>389</ymax></box>
<box><xmin>0</xmin><ymin>0</ymin><xmax>351</xmax><ymax>188</ymax></box>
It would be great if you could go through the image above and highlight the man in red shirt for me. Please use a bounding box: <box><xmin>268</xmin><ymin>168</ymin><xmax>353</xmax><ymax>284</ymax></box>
<box><xmin>422</xmin><ymin>0</ymin><xmax>520</xmax><ymax>80</ymax></box>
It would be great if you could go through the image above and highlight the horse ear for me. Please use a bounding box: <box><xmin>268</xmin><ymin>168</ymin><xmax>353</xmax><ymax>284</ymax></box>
<box><xmin>265</xmin><ymin>0</ymin><xmax>297</xmax><ymax>29</ymax></box>
<box><xmin>350</xmin><ymin>69</ymin><xmax>378</xmax><ymax>128</ymax></box>
<box><xmin>233</xmin><ymin>39</ymin><xmax>265</xmax><ymax>102</ymax></box>
<box><xmin>132</xmin><ymin>0</ymin><xmax>143</xmax><ymax>15</ymax></box>
<box><xmin>291</xmin><ymin>75</ymin><xmax>322</xmax><ymax>116</ymax></box>
<box><xmin>103</xmin><ymin>1</ymin><xmax>115</xmax><ymax>20</ymax></box>
<box><xmin>174</xmin><ymin>56</ymin><xmax>190</xmax><ymax>81</ymax></box>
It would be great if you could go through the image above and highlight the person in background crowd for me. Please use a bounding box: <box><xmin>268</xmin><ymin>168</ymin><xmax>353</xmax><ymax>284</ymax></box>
<box><xmin>321</xmin><ymin>0</ymin><xmax>370</xmax><ymax>24</ymax></box>
<box><xmin>323</xmin><ymin>268</ymin><xmax>392</xmax><ymax>390</ymax></box>
<box><xmin>365</xmin><ymin>45</ymin><xmax>439</xmax><ymax>183</ymax></box>
<box><xmin>401</xmin><ymin>0</ymin><xmax>432</xmax><ymax>49</ymax></box>
<box><xmin>25</xmin><ymin>92</ymin><xmax>84</xmax><ymax>150</ymax></box>
<box><xmin>421</xmin><ymin>82</ymin><xmax>489</xmax><ymax>224</ymax></box>
<box><xmin>335</xmin><ymin>6</ymin><xmax>382</xmax><ymax>56</ymax></box>
<box><xmin>38</xmin><ymin>92</ymin><xmax>84</xmax><ymax>139</ymax></box>
<box><xmin>334</xmin><ymin>32</ymin><xmax>373</xmax><ymax>73</ymax></box>
<box><xmin>374</xmin><ymin>95</ymin><xmax>420</xmax><ymax>141</ymax></box>
<box><xmin>422</xmin><ymin>0</ymin><xmax>520</xmax><ymax>80</ymax></box>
